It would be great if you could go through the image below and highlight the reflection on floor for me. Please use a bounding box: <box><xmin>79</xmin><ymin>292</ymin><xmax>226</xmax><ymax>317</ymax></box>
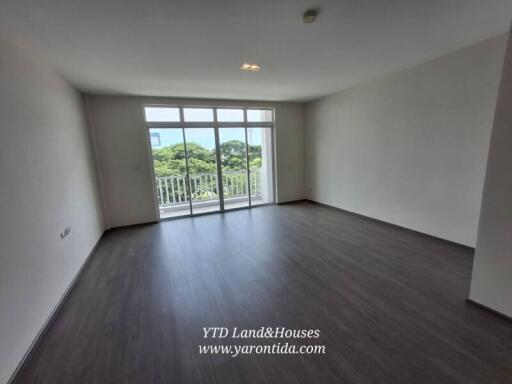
<box><xmin>160</xmin><ymin>197</ymin><xmax>266</xmax><ymax>218</ymax></box>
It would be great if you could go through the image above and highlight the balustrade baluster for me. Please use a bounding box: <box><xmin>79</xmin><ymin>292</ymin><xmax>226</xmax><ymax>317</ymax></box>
<box><xmin>164</xmin><ymin>178</ymin><xmax>169</xmax><ymax>204</ymax></box>
<box><xmin>158</xmin><ymin>178</ymin><xmax>164</xmax><ymax>205</ymax></box>
<box><xmin>177</xmin><ymin>177</ymin><xmax>182</xmax><ymax>202</ymax></box>
<box><xmin>170</xmin><ymin>177</ymin><xmax>176</xmax><ymax>203</ymax></box>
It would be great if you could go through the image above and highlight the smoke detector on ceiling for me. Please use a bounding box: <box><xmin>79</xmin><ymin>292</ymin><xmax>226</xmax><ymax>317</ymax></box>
<box><xmin>303</xmin><ymin>8</ymin><xmax>319</xmax><ymax>24</ymax></box>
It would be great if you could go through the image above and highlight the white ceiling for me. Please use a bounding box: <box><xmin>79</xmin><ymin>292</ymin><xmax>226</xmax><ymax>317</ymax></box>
<box><xmin>1</xmin><ymin>0</ymin><xmax>511</xmax><ymax>101</ymax></box>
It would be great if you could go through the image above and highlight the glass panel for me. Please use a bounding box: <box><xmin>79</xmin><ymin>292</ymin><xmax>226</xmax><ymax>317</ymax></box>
<box><xmin>217</xmin><ymin>108</ymin><xmax>244</xmax><ymax>122</ymax></box>
<box><xmin>219</xmin><ymin>127</ymin><xmax>249</xmax><ymax>210</ymax></box>
<box><xmin>184</xmin><ymin>128</ymin><xmax>220</xmax><ymax>214</ymax></box>
<box><xmin>247</xmin><ymin>128</ymin><xmax>274</xmax><ymax>205</ymax></box>
<box><xmin>145</xmin><ymin>107</ymin><xmax>180</xmax><ymax>122</ymax></box>
<box><xmin>247</xmin><ymin>109</ymin><xmax>273</xmax><ymax>122</ymax></box>
<box><xmin>183</xmin><ymin>108</ymin><xmax>214</xmax><ymax>122</ymax></box>
<box><xmin>149</xmin><ymin>128</ymin><xmax>190</xmax><ymax>218</ymax></box>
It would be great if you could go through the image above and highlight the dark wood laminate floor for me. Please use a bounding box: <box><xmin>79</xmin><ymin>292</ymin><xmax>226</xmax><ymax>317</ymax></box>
<box><xmin>15</xmin><ymin>202</ymin><xmax>512</xmax><ymax>384</ymax></box>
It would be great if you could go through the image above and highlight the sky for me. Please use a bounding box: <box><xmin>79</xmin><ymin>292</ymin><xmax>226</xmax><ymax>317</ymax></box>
<box><xmin>150</xmin><ymin>128</ymin><xmax>265</xmax><ymax>149</ymax></box>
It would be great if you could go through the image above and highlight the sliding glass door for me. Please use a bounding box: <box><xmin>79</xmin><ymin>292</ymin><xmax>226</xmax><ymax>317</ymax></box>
<box><xmin>247</xmin><ymin>127</ymin><xmax>273</xmax><ymax>206</ymax></box>
<box><xmin>184</xmin><ymin>128</ymin><xmax>220</xmax><ymax>214</ymax></box>
<box><xmin>145</xmin><ymin>106</ymin><xmax>274</xmax><ymax>219</ymax></box>
<box><xmin>219</xmin><ymin>127</ymin><xmax>250</xmax><ymax>210</ymax></box>
<box><xmin>149</xmin><ymin>128</ymin><xmax>191</xmax><ymax>218</ymax></box>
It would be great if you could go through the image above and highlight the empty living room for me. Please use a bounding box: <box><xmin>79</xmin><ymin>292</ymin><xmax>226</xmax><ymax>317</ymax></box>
<box><xmin>2</xmin><ymin>1</ymin><xmax>512</xmax><ymax>383</ymax></box>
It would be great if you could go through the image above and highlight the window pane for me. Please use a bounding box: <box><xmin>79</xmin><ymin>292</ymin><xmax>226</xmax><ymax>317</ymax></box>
<box><xmin>149</xmin><ymin>128</ymin><xmax>191</xmax><ymax>219</ymax></box>
<box><xmin>219</xmin><ymin>128</ymin><xmax>249</xmax><ymax>210</ymax></box>
<box><xmin>184</xmin><ymin>128</ymin><xmax>220</xmax><ymax>214</ymax></box>
<box><xmin>247</xmin><ymin>109</ymin><xmax>273</xmax><ymax>122</ymax></box>
<box><xmin>144</xmin><ymin>107</ymin><xmax>180</xmax><ymax>122</ymax></box>
<box><xmin>217</xmin><ymin>108</ymin><xmax>244</xmax><ymax>122</ymax></box>
<box><xmin>247</xmin><ymin>128</ymin><xmax>274</xmax><ymax>205</ymax></box>
<box><xmin>183</xmin><ymin>108</ymin><xmax>214</xmax><ymax>122</ymax></box>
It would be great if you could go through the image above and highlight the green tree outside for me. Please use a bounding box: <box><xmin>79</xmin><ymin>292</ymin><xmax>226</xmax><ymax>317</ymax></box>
<box><xmin>152</xmin><ymin>140</ymin><xmax>262</xmax><ymax>177</ymax></box>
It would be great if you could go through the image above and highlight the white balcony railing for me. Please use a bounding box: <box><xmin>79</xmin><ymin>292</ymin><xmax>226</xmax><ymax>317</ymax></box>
<box><xmin>155</xmin><ymin>168</ymin><xmax>261</xmax><ymax>207</ymax></box>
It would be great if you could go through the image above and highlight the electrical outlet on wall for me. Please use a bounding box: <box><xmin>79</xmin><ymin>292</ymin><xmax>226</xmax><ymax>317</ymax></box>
<box><xmin>60</xmin><ymin>226</ymin><xmax>71</xmax><ymax>239</ymax></box>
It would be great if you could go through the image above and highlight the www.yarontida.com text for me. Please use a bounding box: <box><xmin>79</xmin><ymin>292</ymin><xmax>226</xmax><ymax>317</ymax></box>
<box><xmin>199</xmin><ymin>327</ymin><xmax>326</xmax><ymax>357</ymax></box>
<box><xmin>199</xmin><ymin>343</ymin><xmax>326</xmax><ymax>357</ymax></box>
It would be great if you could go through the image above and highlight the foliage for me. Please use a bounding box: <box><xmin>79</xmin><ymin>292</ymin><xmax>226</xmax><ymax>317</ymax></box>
<box><xmin>152</xmin><ymin>140</ymin><xmax>262</xmax><ymax>177</ymax></box>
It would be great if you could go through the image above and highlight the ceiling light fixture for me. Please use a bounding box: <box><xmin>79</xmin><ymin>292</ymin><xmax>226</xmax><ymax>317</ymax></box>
<box><xmin>240</xmin><ymin>63</ymin><xmax>262</xmax><ymax>71</ymax></box>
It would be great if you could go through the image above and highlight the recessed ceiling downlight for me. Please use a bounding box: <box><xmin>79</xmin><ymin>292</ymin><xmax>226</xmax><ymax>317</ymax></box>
<box><xmin>240</xmin><ymin>63</ymin><xmax>262</xmax><ymax>71</ymax></box>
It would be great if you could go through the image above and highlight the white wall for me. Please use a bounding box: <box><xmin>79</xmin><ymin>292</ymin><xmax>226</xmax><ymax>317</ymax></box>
<box><xmin>86</xmin><ymin>95</ymin><xmax>305</xmax><ymax>228</ymax></box>
<box><xmin>469</xmin><ymin>28</ymin><xmax>512</xmax><ymax>317</ymax></box>
<box><xmin>305</xmin><ymin>35</ymin><xmax>507</xmax><ymax>246</ymax></box>
<box><xmin>0</xmin><ymin>39</ymin><xmax>104</xmax><ymax>383</ymax></box>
